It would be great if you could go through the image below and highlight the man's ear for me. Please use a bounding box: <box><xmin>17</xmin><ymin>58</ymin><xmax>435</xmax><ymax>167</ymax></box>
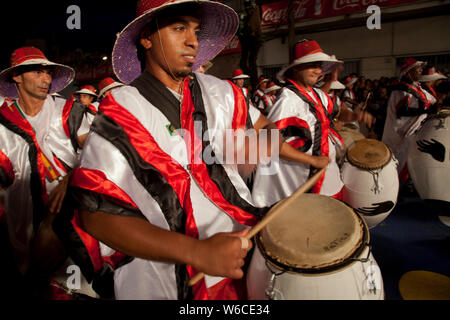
<box><xmin>140</xmin><ymin>37</ymin><xmax>152</xmax><ymax>50</ymax></box>
<box><xmin>12</xmin><ymin>73</ymin><xmax>22</xmax><ymax>85</ymax></box>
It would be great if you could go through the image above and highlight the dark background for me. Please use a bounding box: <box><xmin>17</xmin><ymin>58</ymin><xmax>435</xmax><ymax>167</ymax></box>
<box><xmin>0</xmin><ymin>1</ymin><xmax>137</xmax><ymax>70</ymax></box>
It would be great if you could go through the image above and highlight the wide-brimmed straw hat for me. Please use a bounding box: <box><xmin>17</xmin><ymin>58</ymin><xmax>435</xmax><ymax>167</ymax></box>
<box><xmin>343</xmin><ymin>76</ymin><xmax>358</xmax><ymax>87</ymax></box>
<box><xmin>75</xmin><ymin>85</ymin><xmax>98</xmax><ymax>97</ymax></box>
<box><xmin>98</xmin><ymin>77</ymin><xmax>124</xmax><ymax>97</ymax></box>
<box><xmin>330</xmin><ymin>80</ymin><xmax>345</xmax><ymax>90</ymax></box>
<box><xmin>0</xmin><ymin>47</ymin><xmax>74</xmax><ymax>99</ymax></box>
<box><xmin>399</xmin><ymin>58</ymin><xmax>426</xmax><ymax>79</ymax></box>
<box><xmin>231</xmin><ymin>69</ymin><xmax>250</xmax><ymax>80</ymax></box>
<box><xmin>256</xmin><ymin>76</ymin><xmax>269</xmax><ymax>88</ymax></box>
<box><xmin>112</xmin><ymin>0</ymin><xmax>239</xmax><ymax>84</ymax></box>
<box><xmin>277</xmin><ymin>40</ymin><xmax>342</xmax><ymax>82</ymax></box>
<box><xmin>419</xmin><ymin>66</ymin><xmax>447</xmax><ymax>82</ymax></box>
<box><xmin>264</xmin><ymin>81</ymin><xmax>281</xmax><ymax>93</ymax></box>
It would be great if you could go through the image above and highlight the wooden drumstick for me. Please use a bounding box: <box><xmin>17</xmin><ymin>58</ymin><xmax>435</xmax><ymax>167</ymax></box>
<box><xmin>188</xmin><ymin>167</ymin><xmax>327</xmax><ymax>287</ymax></box>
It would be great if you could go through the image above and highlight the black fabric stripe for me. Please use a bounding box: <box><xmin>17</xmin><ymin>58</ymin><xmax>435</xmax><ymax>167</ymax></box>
<box><xmin>52</xmin><ymin>196</ymin><xmax>96</xmax><ymax>283</ymax></box>
<box><xmin>286</xmin><ymin>85</ymin><xmax>323</xmax><ymax>179</ymax></box>
<box><xmin>392</xmin><ymin>83</ymin><xmax>436</xmax><ymax>118</ymax></box>
<box><xmin>70</xmin><ymin>187</ymin><xmax>146</xmax><ymax>220</ymax></box>
<box><xmin>67</xmin><ymin>101</ymin><xmax>88</xmax><ymax>152</ymax></box>
<box><xmin>131</xmin><ymin>71</ymin><xmax>182</xmax><ymax>130</ymax></box>
<box><xmin>91</xmin><ymin>112</ymin><xmax>192</xmax><ymax>300</ymax></box>
<box><xmin>189</xmin><ymin>74</ymin><xmax>271</xmax><ymax>217</ymax></box>
<box><xmin>52</xmin><ymin>194</ymin><xmax>134</xmax><ymax>299</ymax></box>
<box><xmin>0</xmin><ymin>114</ymin><xmax>45</xmax><ymax>232</ymax></box>
<box><xmin>280</xmin><ymin>126</ymin><xmax>312</xmax><ymax>153</ymax></box>
<box><xmin>0</xmin><ymin>167</ymin><xmax>13</xmax><ymax>188</ymax></box>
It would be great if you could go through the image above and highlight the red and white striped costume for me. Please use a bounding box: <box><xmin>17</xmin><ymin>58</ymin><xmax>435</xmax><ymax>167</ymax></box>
<box><xmin>382</xmin><ymin>81</ymin><xmax>436</xmax><ymax>173</ymax></box>
<box><xmin>252</xmin><ymin>79</ymin><xmax>344</xmax><ymax>207</ymax></box>
<box><xmin>62</xmin><ymin>72</ymin><xmax>268</xmax><ymax>300</ymax></box>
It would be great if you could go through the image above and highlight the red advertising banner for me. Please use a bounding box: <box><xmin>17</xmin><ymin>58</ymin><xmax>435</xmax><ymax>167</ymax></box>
<box><xmin>218</xmin><ymin>35</ymin><xmax>242</xmax><ymax>55</ymax></box>
<box><xmin>261</xmin><ymin>0</ymin><xmax>423</xmax><ymax>27</ymax></box>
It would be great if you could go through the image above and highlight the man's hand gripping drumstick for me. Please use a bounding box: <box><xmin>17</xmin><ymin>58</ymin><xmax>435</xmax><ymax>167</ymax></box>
<box><xmin>188</xmin><ymin>167</ymin><xmax>327</xmax><ymax>286</ymax></box>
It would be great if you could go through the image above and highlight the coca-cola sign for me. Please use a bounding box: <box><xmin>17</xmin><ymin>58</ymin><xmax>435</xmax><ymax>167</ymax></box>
<box><xmin>261</xmin><ymin>0</ymin><xmax>320</xmax><ymax>27</ymax></box>
<box><xmin>261</xmin><ymin>0</ymin><xmax>422</xmax><ymax>27</ymax></box>
<box><xmin>219</xmin><ymin>36</ymin><xmax>242</xmax><ymax>55</ymax></box>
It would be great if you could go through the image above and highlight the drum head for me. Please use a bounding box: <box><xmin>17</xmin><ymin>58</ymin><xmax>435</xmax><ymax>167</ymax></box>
<box><xmin>258</xmin><ymin>194</ymin><xmax>368</xmax><ymax>273</ymax></box>
<box><xmin>337</xmin><ymin>127</ymin><xmax>365</xmax><ymax>149</ymax></box>
<box><xmin>347</xmin><ymin>139</ymin><xmax>391</xmax><ymax>169</ymax></box>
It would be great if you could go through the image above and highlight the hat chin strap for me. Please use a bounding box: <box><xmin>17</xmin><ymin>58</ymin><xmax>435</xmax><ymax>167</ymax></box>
<box><xmin>155</xmin><ymin>17</ymin><xmax>184</xmax><ymax>94</ymax></box>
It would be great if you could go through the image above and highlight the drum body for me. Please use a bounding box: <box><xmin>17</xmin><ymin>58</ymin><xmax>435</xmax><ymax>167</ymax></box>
<box><xmin>341</xmin><ymin>139</ymin><xmax>399</xmax><ymax>228</ymax></box>
<box><xmin>407</xmin><ymin>112</ymin><xmax>450</xmax><ymax>203</ymax></box>
<box><xmin>246</xmin><ymin>194</ymin><xmax>384</xmax><ymax>300</ymax></box>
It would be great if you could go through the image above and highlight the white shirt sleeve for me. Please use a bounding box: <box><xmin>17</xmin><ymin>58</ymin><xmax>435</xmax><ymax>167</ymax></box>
<box><xmin>249</xmin><ymin>104</ymin><xmax>262</xmax><ymax>125</ymax></box>
<box><xmin>77</xmin><ymin>113</ymin><xmax>94</xmax><ymax>137</ymax></box>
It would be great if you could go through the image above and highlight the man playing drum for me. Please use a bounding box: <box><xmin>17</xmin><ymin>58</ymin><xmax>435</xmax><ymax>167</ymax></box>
<box><xmin>382</xmin><ymin>58</ymin><xmax>437</xmax><ymax>182</ymax></box>
<box><xmin>0</xmin><ymin>47</ymin><xmax>95</xmax><ymax>298</ymax></box>
<box><xmin>252</xmin><ymin>40</ymin><xmax>375</xmax><ymax>206</ymax></box>
<box><xmin>53</xmin><ymin>0</ymin><xmax>329</xmax><ymax>300</ymax></box>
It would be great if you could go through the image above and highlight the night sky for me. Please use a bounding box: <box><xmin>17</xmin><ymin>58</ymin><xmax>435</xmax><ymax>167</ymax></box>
<box><xmin>0</xmin><ymin>0</ymin><xmax>138</xmax><ymax>69</ymax></box>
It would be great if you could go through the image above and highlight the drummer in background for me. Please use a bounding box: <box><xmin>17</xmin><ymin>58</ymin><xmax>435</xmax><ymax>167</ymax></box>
<box><xmin>419</xmin><ymin>66</ymin><xmax>447</xmax><ymax>101</ymax></box>
<box><xmin>251</xmin><ymin>40</ymin><xmax>375</xmax><ymax>206</ymax></box>
<box><xmin>253</xmin><ymin>76</ymin><xmax>269</xmax><ymax>107</ymax></box>
<box><xmin>256</xmin><ymin>81</ymin><xmax>281</xmax><ymax>116</ymax></box>
<box><xmin>74</xmin><ymin>84</ymin><xmax>99</xmax><ymax>114</ymax></box>
<box><xmin>381</xmin><ymin>58</ymin><xmax>437</xmax><ymax>184</ymax></box>
<box><xmin>97</xmin><ymin>77</ymin><xmax>124</xmax><ymax>101</ymax></box>
<box><xmin>231</xmin><ymin>69</ymin><xmax>251</xmax><ymax>101</ymax></box>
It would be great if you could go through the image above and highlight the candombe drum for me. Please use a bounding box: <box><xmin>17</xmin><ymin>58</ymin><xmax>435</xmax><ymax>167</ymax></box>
<box><xmin>341</xmin><ymin>139</ymin><xmax>399</xmax><ymax>228</ymax></box>
<box><xmin>337</xmin><ymin>126</ymin><xmax>366</xmax><ymax>151</ymax></box>
<box><xmin>335</xmin><ymin>126</ymin><xmax>366</xmax><ymax>166</ymax></box>
<box><xmin>247</xmin><ymin>194</ymin><xmax>384</xmax><ymax>300</ymax></box>
<box><xmin>407</xmin><ymin>109</ymin><xmax>450</xmax><ymax>211</ymax></box>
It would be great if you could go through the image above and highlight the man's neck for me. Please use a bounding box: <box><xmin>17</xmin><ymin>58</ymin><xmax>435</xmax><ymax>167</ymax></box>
<box><xmin>294</xmin><ymin>80</ymin><xmax>311</xmax><ymax>92</ymax></box>
<box><xmin>144</xmin><ymin>66</ymin><xmax>185</xmax><ymax>94</ymax></box>
<box><xmin>17</xmin><ymin>93</ymin><xmax>46</xmax><ymax>117</ymax></box>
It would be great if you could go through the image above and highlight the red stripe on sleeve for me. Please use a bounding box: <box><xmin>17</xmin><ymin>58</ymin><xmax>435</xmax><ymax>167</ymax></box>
<box><xmin>0</xmin><ymin>149</ymin><xmax>15</xmax><ymax>184</ymax></box>
<box><xmin>62</xmin><ymin>99</ymin><xmax>73</xmax><ymax>138</ymax></box>
<box><xmin>227</xmin><ymin>81</ymin><xmax>248</xmax><ymax>130</ymax></box>
<box><xmin>70</xmin><ymin>168</ymin><xmax>138</xmax><ymax>208</ymax></box>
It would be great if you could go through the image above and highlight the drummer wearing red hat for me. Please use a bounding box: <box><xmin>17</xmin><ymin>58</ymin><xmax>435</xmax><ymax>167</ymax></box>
<box><xmin>419</xmin><ymin>66</ymin><xmax>447</xmax><ymax>100</ymax></box>
<box><xmin>98</xmin><ymin>77</ymin><xmax>124</xmax><ymax>100</ymax></box>
<box><xmin>231</xmin><ymin>68</ymin><xmax>251</xmax><ymax>99</ymax></box>
<box><xmin>54</xmin><ymin>0</ymin><xmax>329</xmax><ymax>301</ymax></box>
<box><xmin>381</xmin><ymin>58</ymin><xmax>437</xmax><ymax>181</ymax></box>
<box><xmin>74</xmin><ymin>85</ymin><xmax>99</xmax><ymax>114</ymax></box>
<box><xmin>252</xmin><ymin>40</ymin><xmax>375</xmax><ymax>207</ymax></box>
<box><xmin>0</xmin><ymin>47</ymin><xmax>96</xmax><ymax>298</ymax></box>
<box><xmin>252</xmin><ymin>75</ymin><xmax>269</xmax><ymax>106</ymax></box>
<box><xmin>255</xmin><ymin>81</ymin><xmax>280</xmax><ymax>115</ymax></box>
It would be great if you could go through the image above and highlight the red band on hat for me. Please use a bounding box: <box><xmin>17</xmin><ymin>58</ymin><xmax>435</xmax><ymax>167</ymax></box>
<box><xmin>294</xmin><ymin>41</ymin><xmax>323</xmax><ymax>61</ymax></box>
<box><xmin>10</xmin><ymin>47</ymin><xmax>47</xmax><ymax>67</ymax></box>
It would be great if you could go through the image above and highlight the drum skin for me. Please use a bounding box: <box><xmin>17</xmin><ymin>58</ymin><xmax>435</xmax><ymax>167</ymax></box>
<box><xmin>247</xmin><ymin>245</ymin><xmax>384</xmax><ymax>300</ymax></box>
<box><xmin>246</xmin><ymin>194</ymin><xmax>384</xmax><ymax>300</ymax></box>
<box><xmin>407</xmin><ymin>112</ymin><xmax>450</xmax><ymax>203</ymax></box>
<box><xmin>341</xmin><ymin>141</ymin><xmax>399</xmax><ymax>229</ymax></box>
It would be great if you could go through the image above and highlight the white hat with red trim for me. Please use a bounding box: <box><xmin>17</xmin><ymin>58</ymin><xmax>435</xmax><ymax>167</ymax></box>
<box><xmin>231</xmin><ymin>69</ymin><xmax>250</xmax><ymax>80</ymax></box>
<box><xmin>257</xmin><ymin>76</ymin><xmax>269</xmax><ymax>88</ymax></box>
<box><xmin>419</xmin><ymin>66</ymin><xmax>447</xmax><ymax>82</ymax></box>
<box><xmin>330</xmin><ymin>80</ymin><xmax>345</xmax><ymax>90</ymax></box>
<box><xmin>343</xmin><ymin>76</ymin><xmax>358</xmax><ymax>87</ymax></box>
<box><xmin>75</xmin><ymin>85</ymin><xmax>98</xmax><ymax>97</ymax></box>
<box><xmin>264</xmin><ymin>81</ymin><xmax>281</xmax><ymax>93</ymax></box>
<box><xmin>399</xmin><ymin>58</ymin><xmax>427</xmax><ymax>79</ymax></box>
<box><xmin>277</xmin><ymin>40</ymin><xmax>342</xmax><ymax>81</ymax></box>
<box><xmin>98</xmin><ymin>77</ymin><xmax>124</xmax><ymax>98</ymax></box>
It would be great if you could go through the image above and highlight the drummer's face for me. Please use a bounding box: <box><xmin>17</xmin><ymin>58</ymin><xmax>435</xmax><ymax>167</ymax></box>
<box><xmin>293</xmin><ymin>62</ymin><xmax>323</xmax><ymax>87</ymax></box>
